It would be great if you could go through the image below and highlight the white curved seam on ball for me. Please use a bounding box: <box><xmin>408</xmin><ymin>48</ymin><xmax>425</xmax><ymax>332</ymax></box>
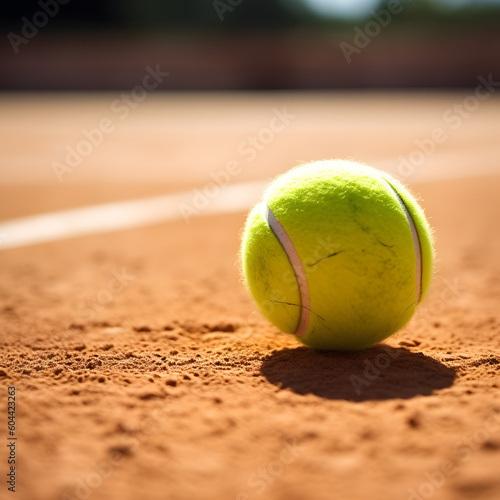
<box><xmin>383</xmin><ymin>180</ymin><xmax>422</xmax><ymax>303</ymax></box>
<box><xmin>265</xmin><ymin>205</ymin><xmax>311</xmax><ymax>338</ymax></box>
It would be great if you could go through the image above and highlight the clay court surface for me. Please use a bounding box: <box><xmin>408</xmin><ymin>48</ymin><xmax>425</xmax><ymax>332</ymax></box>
<box><xmin>0</xmin><ymin>92</ymin><xmax>499</xmax><ymax>500</ymax></box>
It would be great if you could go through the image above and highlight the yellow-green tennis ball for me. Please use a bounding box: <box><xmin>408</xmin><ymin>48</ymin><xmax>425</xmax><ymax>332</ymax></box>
<box><xmin>240</xmin><ymin>159</ymin><xmax>434</xmax><ymax>350</ymax></box>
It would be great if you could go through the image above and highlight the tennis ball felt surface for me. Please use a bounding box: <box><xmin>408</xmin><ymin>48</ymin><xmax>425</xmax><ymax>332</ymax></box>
<box><xmin>240</xmin><ymin>160</ymin><xmax>434</xmax><ymax>350</ymax></box>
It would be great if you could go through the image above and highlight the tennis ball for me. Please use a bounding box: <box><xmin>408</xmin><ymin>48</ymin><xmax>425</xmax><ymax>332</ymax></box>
<box><xmin>240</xmin><ymin>159</ymin><xmax>434</xmax><ymax>350</ymax></box>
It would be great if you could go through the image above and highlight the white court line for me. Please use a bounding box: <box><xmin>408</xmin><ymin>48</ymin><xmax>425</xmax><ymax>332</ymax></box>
<box><xmin>0</xmin><ymin>147</ymin><xmax>499</xmax><ymax>251</ymax></box>
<box><xmin>0</xmin><ymin>181</ymin><xmax>268</xmax><ymax>251</ymax></box>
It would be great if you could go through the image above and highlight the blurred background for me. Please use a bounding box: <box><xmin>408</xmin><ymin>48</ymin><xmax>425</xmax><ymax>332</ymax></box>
<box><xmin>2</xmin><ymin>0</ymin><xmax>500</xmax><ymax>91</ymax></box>
<box><xmin>1</xmin><ymin>0</ymin><xmax>499</xmax><ymax>215</ymax></box>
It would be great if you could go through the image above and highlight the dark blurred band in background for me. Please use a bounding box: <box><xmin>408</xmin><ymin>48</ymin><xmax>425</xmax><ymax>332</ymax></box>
<box><xmin>1</xmin><ymin>0</ymin><xmax>500</xmax><ymax>90</ymax></box>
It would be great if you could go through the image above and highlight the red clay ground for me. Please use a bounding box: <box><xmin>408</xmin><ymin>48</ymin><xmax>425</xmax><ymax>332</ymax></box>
<box><xmin>0</xmin><ymin>94</ymin><xmax>499</xmax><ymax>500</ymax></box>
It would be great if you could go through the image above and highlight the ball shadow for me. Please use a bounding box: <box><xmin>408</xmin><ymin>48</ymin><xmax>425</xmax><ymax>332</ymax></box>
<box><xmin>260</xmin><ymin>344</ymin><xmax>456</xmax><ymax>401</ymax></box>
